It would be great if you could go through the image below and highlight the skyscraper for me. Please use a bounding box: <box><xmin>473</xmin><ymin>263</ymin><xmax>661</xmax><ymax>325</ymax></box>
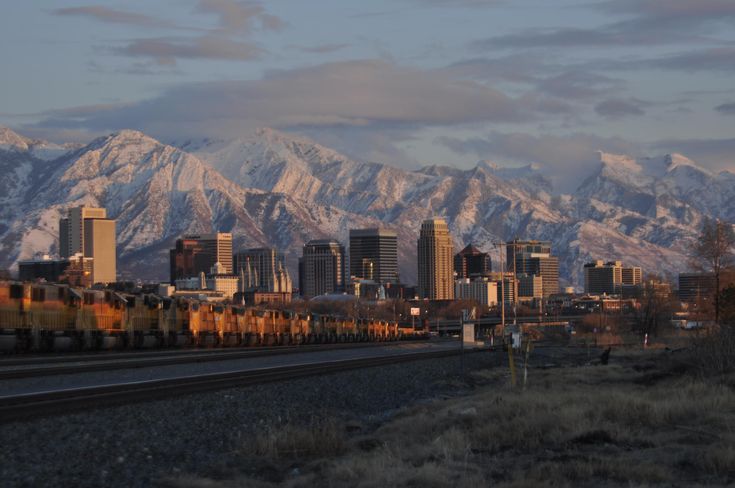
<box><xmin>59</xmin><ymin>206</ymin><xmax>107</xmax><ymax>258</ymax></box>
<box><xmin>584</xmin><ymin>260</ymin><xmax>623</xmax><ymax>295</ymax></box>
<box><xmin>417</xmin><ymin>218</ymin><xmax>454</xmax><ymax>300</ymax></box>
<box><xmin>454</xmin><ymin>244</ymin><xmax>491</xmax><ymax>278</ymax></box>
<box><xmin>169</xmin><ymin>233</ymin><xmax>233</xmax><ymax>283</ymax></box>
<box><xmin>169</xmin><ymin>238</ymin><xmax>209</xmax><ymax>284</ymax></box>
<box><xmin>299</xmin><ymin>239</ymin><xmax>345</xmax><ymax>297</ymax></box>
<box><xmin>58</xmin><ymin>206</ymin><xmax>116</xmax><ymax>284</ymax></box>
<box><xmin>84</xmin><ymin>218</ymin><xmax>116</xmax><ymax>284</ymax></box>
<box><xmin>622</xmin><ymin>266</ymin><xmax>642</xmax><ymax>286</ymax></box>
<box><xmin>348</xmin><ymin>228</ymin><xmax>398</xmax><ymax>284</ymax></box>
<box><xmin>506</xmin><ymin>239</ymin><xmax>559</xmax><ymax>297</ymax></box>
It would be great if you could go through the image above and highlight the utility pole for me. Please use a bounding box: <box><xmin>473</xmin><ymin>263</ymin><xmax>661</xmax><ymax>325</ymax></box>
<box><xmin>499</xmin><ymin>241</ymin><xmax>505</xmax><ymax>330</ymax></box>
<box><xmin>512</xmin><ymin>241</ymin><xmax>517</xmax><ymax>326</ymax></box>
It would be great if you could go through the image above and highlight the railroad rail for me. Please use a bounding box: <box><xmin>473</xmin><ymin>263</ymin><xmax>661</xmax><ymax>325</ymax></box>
<box><xmin>0</xmin><ymin>348</ymin><xmax>470</xmax><ymax>423</ymax></box>
<box><xmin>0</xmin><ymin>340</ymin><xmax>430</xmax><ymax>380</ymax></box>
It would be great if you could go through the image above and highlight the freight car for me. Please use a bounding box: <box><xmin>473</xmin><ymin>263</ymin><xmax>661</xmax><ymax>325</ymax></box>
<box><xmin>0</xmin><ymin>281</ymin><xmax>415</xmax><ymax>352</ymax></box>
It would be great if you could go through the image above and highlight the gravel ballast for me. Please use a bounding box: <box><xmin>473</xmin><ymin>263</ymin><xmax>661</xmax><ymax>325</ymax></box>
<box><xmin>0</xmin><ymin>351</ymin><xmax>502</xmax><ymax>488</ymax></box>
<box><xmin>0</xmin><ymin>341</ymin><xmax>457</xmax><ymax>396</ymax></box>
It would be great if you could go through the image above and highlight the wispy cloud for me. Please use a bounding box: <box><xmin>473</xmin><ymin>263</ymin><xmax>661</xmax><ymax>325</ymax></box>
<box><xmin>594</xmin><ymin>98</ymin><xmax>648</xmax><ymax>119</ymax></box>
<box><xmin>53</xmin><ymin>6</ymin><xmax>179</xmax><ymax>29</ymax></box>
<box><xmin>435</xmin><ymin>131</ymin><xmax>641</xmax><ymax>192</ymax></box>
<box><xmin>715</xmin><ymin>102</ymin><xmax>735</xmax><ymax>115</ymax></box>
<box><xmin>29</xmin><ymin>60</ymin><xmax>577</xmax><ymax>141</ymax></box>
<box><xmin>291</xmin><ymin>43</ymin><xmax>350</xmax><ymax>54</ymax></box>
<box><xmin>55</xmin><ymin>1</ymin><xmax>282</xmax><ymax>66</ymax></box>
<box><xmin>195</xmin><ymin>0</ymin><xmax>285</xmax><ymax>34</ymax></box>
<box><xmin>115</xmin><ymin>36</ymin><xmax>263</xmax><ymax>65</ymax></box>
<box><xmin>473</xmin><ymin>0</ymin><xmax>735</xmax><ymax>50</ymax></box>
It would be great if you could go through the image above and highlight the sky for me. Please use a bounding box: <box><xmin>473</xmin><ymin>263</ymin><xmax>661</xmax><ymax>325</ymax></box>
<box><xmin>1</xmin><ymin>0</ymin><xmax>734</xmax><ymax>192</ymax></box>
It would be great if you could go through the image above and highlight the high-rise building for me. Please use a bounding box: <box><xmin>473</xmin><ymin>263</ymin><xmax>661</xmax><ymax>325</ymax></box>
<box><xmin>169</xmin><ymin>233</ymin><xmax>233</xmax><ymax>283</ymax></box>
<box><xmin>584</xmin><ymin>260</ymin><xmax>623</xmax><ymax>295</ymax></box>
<box><xmin>234</xmin><ymin>248</ymin><xmax>292</xmax><ymax>293</ymax></box>
<box><xmin>506</xmin><ymin>239</ymin><xmax>559</xmax><ymax>297</ymax></box>
<box><xmin>299</xmin><ymin>239</ymin><xmax>345</xmax><ymax>297</ymax></box>
<box><xmin>489</xmin><ymin>271</ymin><xmax>518</xmax><ymax>305</ymax></box>
<box><xmin>454</xmin><ymin>278</ymin><xmax>498</xmax><ymax>307</ymax></box>
<box><xmin>454</xmin><ymin>244</ymin><xmax>491</xmax><ymax>279</ymax></box>
<box><xmin>417</xmin><ymin>218</ymin><xmax>454</xmax><ymax>300</ymax></box>
<box><xmin>59</xmin><ymin>206</ymin><xmax>107</xmax><ymax>258</ymax></box>
<box><xmin>348</xmin><ymin>229</ymin><xmax>398</xmax><ymax>284</ymax></box>
<box><xmin>678</xmin><ymin>272</ymin><xmax>716</xmax><ymax>303</ymax></box>
<box><xmin>83</xmin><ymin>218</ymin><xmax>116</xmax><ymax>284</ymax></box>
<box><xmin>58</xmin><ymin>206</ymin><xmax>116</xmax><ymax>284</ymax></box>
<box><xmin>622</xmin><ymin>266</ymin><xmax>642</xmax><ymax>286</ymax></box>
<box><xmin>169</xmin><ymin>238</ymin><xmax>209</xmax><ymax>284</ymax></box>
<box><xmin>518</xmin><ymin>274</ymin><xmax>543</xmax><ymax>299</ymax></box>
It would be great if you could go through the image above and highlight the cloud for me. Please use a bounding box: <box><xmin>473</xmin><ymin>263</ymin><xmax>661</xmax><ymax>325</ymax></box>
<box><xmin>56</xmin><ymin>2</ymin><xmax>281</xmax><ymax>66</ymax></box>
<box><xmin>537</xmin><ymin>71</ymin><xmax>624</xmax><ymax>101</ymax></box>
<box><xmin>115</xmin><ymin>36</ymin><xmax>262</xmax><ymax>65</ymax></box>
<box><xmin>445</xmin><ymin>56</ymin><xmax>625</xmax><ymax>103</ymax></box>
<box><xmin>292</xmin><ymin>43</ymin><xmax>350</xmax><ymax>54</ymax></box>
<box><xmin>413</xmin><ymin>0</ymin><xmax>503</xmax><ymax>6</ymax></box>
<box><xmin>195</xmin><ymin>0</ymin><xmax>285</xmax><ymax>34</ymax></box>
<box><xmin>650</xmin><ymin>137</ymin><xmax>735</xmax><ymax>173</ymax></box>
<box><xmin>594</xmin><ymin>98</ymin><xmax>647</xmax><ymax>119</ymax></box>
<box><xmin>31</xmin><ymin>60</ymin><xmax>575</xmax><ymax>139</ymax></box>
<box><xmin>599</xmin><ymin>0</ymin><xmax>735</xmax><ymax>21</ymax></box>
<box><xmin>473</xmin><ymin>0</ymin><xmax>735</xmax><ymax>51</ymax></box>
<box><xmin>715</xmin><ymin>102</ymin><xmax>735</xmax><ymax>115</ymax></box>
<box><xmin>435</xmin><ymin>131</ymin><xmax>641</xmax><ymax>192</ymax></box>
<box><xmin>53</xmin><ymin>6</ymin><xmax>177</xmax><ymax>29</ymax></box>
<box><xmin>647</xmin><ymin>48</ymin><xmax>735</xmax><ymax>72</ymax></box>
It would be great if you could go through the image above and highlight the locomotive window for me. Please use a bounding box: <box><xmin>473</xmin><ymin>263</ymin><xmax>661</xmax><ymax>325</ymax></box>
<box><xmin>9</xmin><ymin>285</ymin><xmax>23</xmax><ymax>299</ymax></box>
<box><xmin>83</xmin><ymin>293</ymin><xmax>95</xmax><ymax>305</ymax></box>
<box><xmin>31</xmin><ymin>288</ymin><xmax>46</xmax><ymax>302</ymax></box>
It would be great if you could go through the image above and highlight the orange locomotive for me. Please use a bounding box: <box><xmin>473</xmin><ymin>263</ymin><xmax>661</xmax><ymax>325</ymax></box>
<box><xmin>0</xmin><ymin>281</ymin><xmax>407</xmax><ymax>352</ymax></box>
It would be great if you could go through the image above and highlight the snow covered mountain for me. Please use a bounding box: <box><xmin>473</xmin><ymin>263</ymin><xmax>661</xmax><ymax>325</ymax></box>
<box><xmin>1</xmin><ymin>126</ymin><xmax>731</xmax><ymax>287</ymax></box>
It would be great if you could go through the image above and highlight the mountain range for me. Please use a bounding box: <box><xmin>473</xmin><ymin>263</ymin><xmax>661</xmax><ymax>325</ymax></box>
<box><xmin>1</xmin><ymin>125</ymin><xmax>731</xmax><ymax>288</ymax></box>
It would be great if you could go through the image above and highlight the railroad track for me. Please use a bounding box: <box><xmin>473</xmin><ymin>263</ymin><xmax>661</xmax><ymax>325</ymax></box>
<box><xmin>0</xmin><ymin>348</ymin><xmax>468</xmax><ymax>423</ymax></box>
<box><xmin>0</xmin><ymin>340</ymin><xmax>431</xmax><ymax>380</ymax></box>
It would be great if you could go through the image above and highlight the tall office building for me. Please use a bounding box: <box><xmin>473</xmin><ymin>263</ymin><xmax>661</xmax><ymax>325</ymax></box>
<box><xmin>59</xmin><ymin>206</ymin><xmax>107</xmax><ymax>258</ymax></box>
<box><xmin>518</xmin><ymin>274</ymin><xmax>543</xmax><ymax>299</ymax></box>
<box><xmin>506</xmin><ymin>239</ymin><xmax>559</xmax><ymax>297</ymax></box>
<box><xmin>170</xmin><ymin>233</ymin><xmax>233</xmax><ymax>283</ymax></box>
<box><xmin>417</xmin><ymin>218</ymin><xmax>454</xmax><ymax>300</ymax></box>
<box><xmin>455</xmin><ymin>278</ymin><xmax>498</xmax><ymax>307</ymax></box>
<box><xmin>678</xmin><ymin>273</ymin><xmax>716</xmax><ymax>303</ymax></box>
<box><xmin>169</xmin><ymin>238</ymin><xmax>209</xmax><ymax>283</ymax></box>
<box><xmin>622</xmin><ymin>266</ymin><xmax>642</xmax><ymax>286</ymax></box>
<box><xmin>234</xmin><ymin>248</ymin><xmax>292</xmax><ymax>293</ymax></box>
<box><xmin>299</xmin><ymin>240</ymin><xmax>345</xmax><ymax>297</ymax></box>
<box><xmin>348</xmin><ymin>228</ymin><xmax>398</xmax><ymax>284</ymax></box>
<box><xmin>584</xmin><ymin>260</ymin><xmax>623</xmax><ymax>295</ymax></box>
<box><xmin>58</xmin><ymin>206</ymin><xmax>116</xmax><ymax>284</ymax></box>
<box><xmin>84</xmin><ymin>218</ymin><xmax>116</xmax><ymax>284</ymax></box>
<box><xmin>454</xmin><ymin>244</ymin><xmax>491</xmax><ymax>278</ymax></box>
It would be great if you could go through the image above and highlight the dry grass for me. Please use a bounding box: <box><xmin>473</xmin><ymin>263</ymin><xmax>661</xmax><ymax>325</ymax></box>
<box><xmin>250</xmin><ymin>418</ymin><xmax>346</xmax><ymax>462</ymax></box>
<box><xmin>168</xmin><ymin>351</ymin><xmax>735</xmax><ymax>488</ymax></box>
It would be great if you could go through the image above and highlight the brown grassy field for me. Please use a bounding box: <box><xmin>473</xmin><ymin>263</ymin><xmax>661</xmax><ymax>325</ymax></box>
<box><xmin>169</xmin><ymin>347</ymin><xmax>735</xmax><ymax>488</ymax></box>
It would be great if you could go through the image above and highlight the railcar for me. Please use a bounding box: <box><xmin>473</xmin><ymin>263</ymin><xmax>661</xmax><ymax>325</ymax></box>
<box><xmin>0</xmin><ymin>281</ymin><xmax>417</xmax><ymax>352</ymax></box>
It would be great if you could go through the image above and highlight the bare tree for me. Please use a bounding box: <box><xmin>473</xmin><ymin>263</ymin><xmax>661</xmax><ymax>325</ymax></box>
<box><xmin>691</xmin><ymin>218</ymin><xmax>735</xmax><ymax>324</ymax></box>
<box><xmin>632</xmin><ymin>277</ymin><xmax>675</xmax><ymax>337</ymax></box>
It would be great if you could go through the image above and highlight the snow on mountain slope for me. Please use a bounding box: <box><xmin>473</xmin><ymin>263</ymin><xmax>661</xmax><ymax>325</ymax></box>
<box><xmin>0</xmin><ymin>127</ymin><xmax>729</xmax><ymax>286</ymax></box>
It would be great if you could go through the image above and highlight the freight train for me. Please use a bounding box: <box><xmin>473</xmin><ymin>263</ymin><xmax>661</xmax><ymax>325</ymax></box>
<box><xmin>0</xmin><ymin>281</ymin><xmax>413</xmax><ymax>352</ymax></box>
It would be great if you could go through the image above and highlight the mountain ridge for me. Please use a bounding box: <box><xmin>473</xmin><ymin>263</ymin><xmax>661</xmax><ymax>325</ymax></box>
<box><xmin>0</xmin><ymin>125</ymin><xmax>730</xmax><ymax>288</ymax></box>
